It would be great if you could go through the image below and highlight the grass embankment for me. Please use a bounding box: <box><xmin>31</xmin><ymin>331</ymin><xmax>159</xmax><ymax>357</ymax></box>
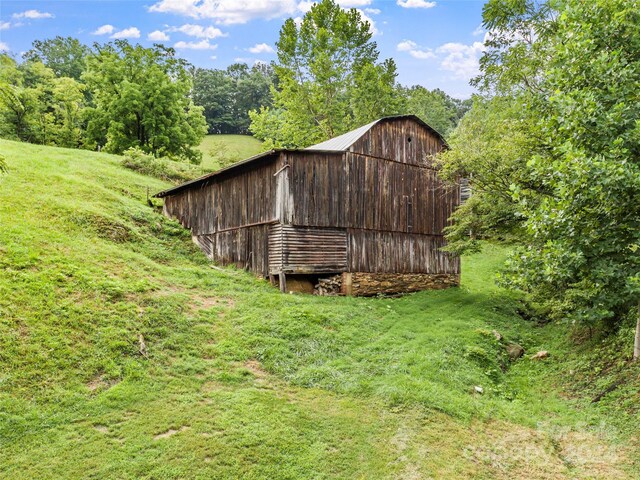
<box><xmin>0</xmin><ymin>139</ymin><xmax>638</xmax><ymax>478</ymax></box>
<box><xmin>198</xmin><ymin>134</ymin><xmax>263</xmax><ymax>171</ymax></box>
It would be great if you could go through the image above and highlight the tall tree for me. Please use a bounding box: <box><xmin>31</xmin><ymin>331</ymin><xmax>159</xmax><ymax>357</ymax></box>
<box><xmin>192</xmin><ymin>62</ymin><xmax>274</xmax><ymax>134</ymax></box>
<box><xmin>402</xmin><ymin>86</ymin><xmax>471</xmax><ymax>137</ymax></box>
<box><xmin>249</xmin><ymin>0</ymin><xmax>403</xmax><ymax>148</ymax></box>
<box><xmin>83</xmin><ymin>41</ymin><xmax>207</xmax><ymax>162</ymax></box>
<box><xmin>23</xmin><ymin>36</ymin><xmax>90</xmax><ymax>81</ymax></box>
<box><xmin>450</xmin><ymin>0</ymin><xmax>640</xmax><ymax>356</ymax></box>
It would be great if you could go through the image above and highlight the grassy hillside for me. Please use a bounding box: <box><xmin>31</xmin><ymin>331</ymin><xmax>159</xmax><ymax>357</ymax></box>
<box><xmin>198</xmin><ymin>134</ymin><xmax>263</xmax><ymax>171</ymax></box>
<box><xmin>0</xmin><ymin>139</ymin><xmax>638</xmax><ymax>479</ymax></box>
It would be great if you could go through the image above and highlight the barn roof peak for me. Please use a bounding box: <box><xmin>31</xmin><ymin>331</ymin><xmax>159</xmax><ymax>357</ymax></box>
<box><xmin>304</xmin><ymin>114</ymin><xmax>445</xmax><ymax>152</ymax></box>
<box><xmin>155</xmin><ymin>114</ymin><xmax>444</xmax><ymax>198</ymax></box>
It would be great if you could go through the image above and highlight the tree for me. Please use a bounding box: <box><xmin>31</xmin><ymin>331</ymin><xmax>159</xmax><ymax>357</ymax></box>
<box><xmin>402</xmin><ymin>86</ymin><xmax>471</xmax><ymax>137</ymax></box>
<box><xmin>192</xmin><ymin>62</ymin><xmax>274</xmax><ymax>134</ymax></box>
<box><xmin>192</xmin><ymin>68</ymin><xmax>235</xmax><ymax>133</ymax></box>
<box><xmin>83</xmin><ymin>41</ymin><xmax>207</xmax><ymax>162</ymax></box>
<box><xmin>249</xmin><ymin>0</ymin><xmax>403</xmax><ymax>148</ymax></box>
<box><xmin>439</xmin><ymin>95</ymin><xmax>539</xmax><ymax>253</ymax></box>
<box><xmin>51</xmin><ymin>76</ymin><xmax>86</xmax><ymax>147</ymax></box>
<box><xmin>461</xmin><ymin>0</ymin><xmax>640</xmax><ymax>357</ymax></box>
<box><xmin>23</xmin><ymin>36</ymin><xmax>90</xmax><ymax>81</ymax></box>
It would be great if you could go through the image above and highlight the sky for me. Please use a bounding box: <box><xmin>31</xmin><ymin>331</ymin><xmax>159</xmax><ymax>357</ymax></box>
<box><xmin>0</xmin><ymin>0</ymin><xmax>487</xmax><ymax>98</ymax></box>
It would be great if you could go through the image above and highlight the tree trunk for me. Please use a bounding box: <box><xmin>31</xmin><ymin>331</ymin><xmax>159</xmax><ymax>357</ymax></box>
<box><xmin>634</xmin><ymin>302</ymin><xmax>640</xmax><ymax>362</ymax></box>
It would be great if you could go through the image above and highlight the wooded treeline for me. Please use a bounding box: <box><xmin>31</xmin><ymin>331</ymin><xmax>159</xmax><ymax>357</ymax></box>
<box><xmin>0</xmin><ymin>2</ymin><xmax>470</xmax><ymax>162</ymax></box>
<box><xmin>0</xmin><ymin>37</ymin><xmax>207</xmax><ymax>162</ymax></box>
<box><xmin>442</xmin><ymin>0</ymin><xmax>640</xmax><ymax>359</ymax></box>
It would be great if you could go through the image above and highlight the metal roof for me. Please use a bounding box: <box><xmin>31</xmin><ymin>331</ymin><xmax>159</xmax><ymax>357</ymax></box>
<box><xmin>304</xmin><ymin>119</ymin><xmax>379</xmax><ymax>151</ymax></box>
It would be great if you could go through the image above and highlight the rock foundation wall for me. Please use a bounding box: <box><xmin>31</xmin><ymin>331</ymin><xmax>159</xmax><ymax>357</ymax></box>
<box><xmin>340</xmin><ymin>272</ymin><xmax>459</xmax><ymax>296</ymax></box>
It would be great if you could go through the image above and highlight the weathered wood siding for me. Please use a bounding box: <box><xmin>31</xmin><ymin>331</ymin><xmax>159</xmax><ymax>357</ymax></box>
<box><xmin>287</xmin><ymin>153</ymin><xmax>458</xmax><ymax>236</ymax></box>
<box><xmin>348</xmin><ymin>229</ymin><xmax>459</xmax><ymax>274</ymax></box>
<box><xmin>194</xmin><ymin>224</ymin><xmax>270</xmax><ymax>274</ymax></box>
<box><xmin>349</xmin><ymin>117</ymin><xmax>444</xmax><ymax>167</ymax></box>
<box><xmin>268</xmin><ymin>224</ymin><xmax>347</xmax><ymax>274</ymax></box>
<box><xmin>288</xmin><ymin>152</ymin><xmax>346</xmax><ymax>227</ymax></box>
<box><xmin>163</xmin><ymin>155</ymin><xmax>280</xmax><ymax>236</ymax></box>
<box><xmin>345</xmin><ymin>153</ymin><xmax>457</xmax><ymax>235</ymax></box>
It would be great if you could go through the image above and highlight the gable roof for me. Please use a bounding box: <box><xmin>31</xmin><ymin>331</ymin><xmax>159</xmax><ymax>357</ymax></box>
<box><xmin>304</xmin><ymin>114</ymin><xmax>446</xmax><ymax>151</ymax></box>
<box><xmin>155</xmin><ymin>115</ymin><xmax>445</xmax><ymax>198</ymax></box>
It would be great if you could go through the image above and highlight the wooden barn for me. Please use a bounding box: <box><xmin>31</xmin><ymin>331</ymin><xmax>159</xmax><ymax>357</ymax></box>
<box><xmin>155</xmin><ymin>115</ymin><xmax>460</xmax><ymax>295</ymax></box>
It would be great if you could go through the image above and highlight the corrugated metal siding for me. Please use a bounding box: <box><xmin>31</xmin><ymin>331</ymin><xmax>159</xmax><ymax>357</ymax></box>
<box><xmin>269</xmin><ymin>224</ymin><xmax>347</xmax><ymax>274</ymax></box>
<box><xmin>304</xmin><ymin>120</ymin><xmax>378</xmax><ymax>151</ymax></box>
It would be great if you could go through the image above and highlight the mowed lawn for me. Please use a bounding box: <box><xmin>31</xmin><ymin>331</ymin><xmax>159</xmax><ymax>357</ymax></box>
<box><xmin>0</xmin><ymin>139</ymin><xmax>638</xmax><ymax>478</ymax></box>
<box><xmin>198</xmin><ymin>134</ymin><xmax>263</xmax><ymax>171</ymax></box>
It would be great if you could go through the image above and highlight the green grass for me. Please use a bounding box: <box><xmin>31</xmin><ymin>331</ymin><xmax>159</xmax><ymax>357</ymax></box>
<box><xmin>0</xmin><ymin>139</ymin><xmax>638</xmax><ymax>478</ymax></box>
<box><xmin>198</xmin><ymin>134</ymin><xmax>263</xmax><ymax>171</ymax></box>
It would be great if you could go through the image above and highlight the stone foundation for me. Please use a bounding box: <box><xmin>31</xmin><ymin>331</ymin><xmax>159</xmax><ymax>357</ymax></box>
<box><xmin>341</xmin><ymin>272</ymin><xmax>459</xmax><ymax>296</ymax></box>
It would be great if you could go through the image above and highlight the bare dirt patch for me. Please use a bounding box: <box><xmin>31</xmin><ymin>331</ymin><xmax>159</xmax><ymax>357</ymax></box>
<box><xmin>87</xmin><ymin>374</ymin><xmax>120</xmax><ymax>392</ymax></box>
<box><xmin>153</xmin><ymin>426</ymin><xmax>190</xmax><ymax>440</ymax></box>
<box><xmin>244</xmin><ymin>360</ymin><xmax>268</xmax><ymax>379</ymax></box>
<box><xmin>188</xmin><ymin>294</ymin><xmax>234</xmax><ymax>313</ymax></box>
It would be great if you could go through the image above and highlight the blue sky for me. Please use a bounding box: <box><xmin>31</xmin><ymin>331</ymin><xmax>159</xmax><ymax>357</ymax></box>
<box><xmin>0</xmin><ymin>1</ymin><xmax>487</xmax><ymax>98</ymax></box>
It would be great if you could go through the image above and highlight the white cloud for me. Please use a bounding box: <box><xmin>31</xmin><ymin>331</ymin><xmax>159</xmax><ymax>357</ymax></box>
<box><xmin>472</xmin><ymin>24</ymin><xmax>485</xmax><ymax>36</ymax></box>
<box><xmin>92</xmin><ymin>24</ymin><xmax>115</xmax><ymax>35</ymax></box>
<box><xmin>0</xmin><ymin>42</ymin><xmax>9</xmax><ymax>51</ymax></box>
<box><xmin>364</xmin><ymin>8</ymin><xmax>381</xmax><ymax>14</ymax></box>
<box><xmin>174</xmin><ymin>39</ymin><xmax>218</xmax><ymax>50</ymax></box>
<box><xmin>337</xmin><ymin>0</ymin><xmax>373</xmax><ymax>6</ymax></box>
<box><xmin>436</xmin><ymin>41</ymin><xmax>485</xmax><ymax>79</ymax></box>
<box><xmin>298</xmin><ymin>1</ymin><xmax>372</xmax><ymax>14</ymax></box>
<box><xmin>171</xmin><ymin>24</ymin><xmax>227</xmax><ymax>39</ymax></box>
<box><xmin>397</xmin><ymin>40</ymin><xmax>435</xmax><ymax>59</ymax></box>
<box><xmin>210</xmin><ymin>55</ymin><xmax>217</xmax><ymax>60</ymax></box>
<box><xmin>0</xmin><ymin>21</ymin><xmax>10</xmax><ymax>30</ymax></box>
<box><xmin>248</xmin><ymin>43</ymin><xmax>274</xmax><ymax>54</ymax></box>
<box><xmin>397</xmin><ymin>0</ymin><xmax>436</xmax><ymax>8</ymax></box>
<box><xmin>149</xmin><ymin>0</ymin><xmax>299</xmax><ymax>25</ymax></box>
<box><xmin>356</xmin><ymin>9</ymin><xmax>378</xmax><ymax>35</ymax></box>
<box><xmin>111</xmin><ymin>27</ymin><xmax>141</xmax><ymax>39</ymax></box>
<box><xmin>148</xmin><ymin>30</ymin><xmax>170</xmax><ymax>41</ymax></box>
<box><xmin>12</xmin><ymin>10</ymin><xmax>54</xmax><ymax>19</ymax></box>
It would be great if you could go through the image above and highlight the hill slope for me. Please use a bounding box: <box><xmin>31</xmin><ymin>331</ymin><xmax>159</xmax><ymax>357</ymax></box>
<box><xmin>0</xmin><ymin>139</ymin><xmax>637</xmax><ymax>479</ymax></box>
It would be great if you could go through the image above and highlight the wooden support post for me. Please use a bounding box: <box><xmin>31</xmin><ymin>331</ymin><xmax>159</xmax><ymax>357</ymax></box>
<box><xmin>269</xmin><ymin>274</ymin><xmax>277</xmax><ymax>287</ymax></box>
<box><xmin>279</xmin><ymin>272</ymin><xmax>287</xmax><ymax>293</ymax></box>
<box><xmin>342</xmin><ymin>272</ymin><xmax>353</xmax><ymax>296</ymax></box>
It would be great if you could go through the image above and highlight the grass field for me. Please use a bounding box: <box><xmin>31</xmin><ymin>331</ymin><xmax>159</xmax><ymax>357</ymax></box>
<box><xmin>0</xmin><ymin>138</ymin><xmax>638</xmax><ymax>478</ymax></box>
<box><xmin>198</xmin><ymin>134</ymin><xmax>263</xmax><ymax>171</ymax></box>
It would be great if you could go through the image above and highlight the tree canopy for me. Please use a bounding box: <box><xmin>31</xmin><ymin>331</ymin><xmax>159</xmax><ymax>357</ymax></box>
<box><xmin>192</xmin><ymin>63</ymin><xmax>274</xmax><ymax>135</ymax></box>
<box><xmin>444</xmin><ymin>0</ymin><xmax>640</xmax><ymax>355</ymax></box>
<box><xmin>83</xmin><ymin>41</ymin><xmax>207</xmax><ymax>162</ymax></box>
<box><xmin>249</xmin><ymin>0</ymin><xmax>404</xmax><ymax>149</ymax></box>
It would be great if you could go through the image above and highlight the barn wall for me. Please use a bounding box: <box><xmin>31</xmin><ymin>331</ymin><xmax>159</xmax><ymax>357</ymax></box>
<box><xmin>193</xmin><ymin>224</ymin><xmax>271</xmax><ymax>275</ymax></box>
<box><xmin>348</xmin><ymin>229</ymin><xmax>460</xmax><ymax>274</ymax></box>
<box><xmin>287</xmin><ymin>150</ymin><xmax>458</xmax><ymax>236</ymax></box>
<box><xmin>163</xmin><ymin>155</ymin><xmax>280</xmax><ymax>236</ymax></box>
<box><xmin>345</xmin><ymin>153</ymin><xmax>457</xmax><ymax>235</ymax></box>
<box><xmin>287</xmin><ymin>151</ymin><xmax>346</xmax><ymax>227</ymax></box>
<box><xmin>350</xmin><ymin>118</ymin><xmax>444</xmax><ymax>167</ymax></box>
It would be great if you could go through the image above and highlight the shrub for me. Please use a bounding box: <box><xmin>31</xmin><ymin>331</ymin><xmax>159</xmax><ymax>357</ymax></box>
<box><xmin>121</xmin><ymin>147</ymin><xmax>204</xmax><ymax>183</ymax></box>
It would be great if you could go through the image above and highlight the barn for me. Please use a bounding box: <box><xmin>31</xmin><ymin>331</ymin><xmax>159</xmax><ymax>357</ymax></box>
<box><xmin>155</xmin><ymin>115</ymin><xmax>460</xmax><ymax>295</ymax></box>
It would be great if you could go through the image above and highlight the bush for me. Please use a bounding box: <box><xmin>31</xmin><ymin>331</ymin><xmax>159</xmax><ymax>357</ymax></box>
<box><xmin>121</xmin><ymin>147</ymin><xmax>204</xmax><ymax>183</ymax></box>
